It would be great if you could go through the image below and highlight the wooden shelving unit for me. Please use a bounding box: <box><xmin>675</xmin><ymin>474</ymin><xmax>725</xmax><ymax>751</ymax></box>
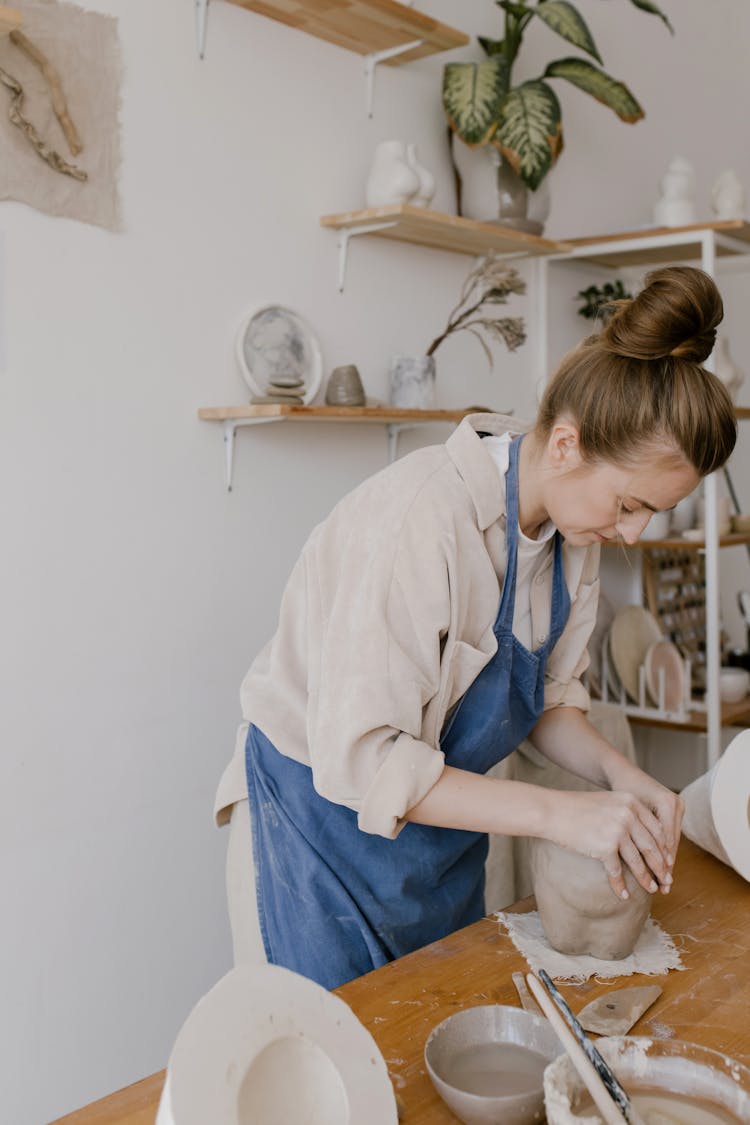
<box><xmin>562</xmin><ymin>220</ymin><xmax>750</xmax><ymax>270</ymax></box>
<box><xmin>601</xmin><ymin>532</ymin><xmax>750</xmax><ymax>552</ymax></box>
<box><xmin>225</xmin><ymin>0</ymin><xmax>469</xmax><ymax>62</ymax></box>
<box><xmin>628</xmin><ymin>698</ymin><xmax>750</xmax><ymax>734</ymax></box>
<box><xmin>198</xmin><ymin>404</ymin><xmax>480</xmax><ymax>489</ymax></box>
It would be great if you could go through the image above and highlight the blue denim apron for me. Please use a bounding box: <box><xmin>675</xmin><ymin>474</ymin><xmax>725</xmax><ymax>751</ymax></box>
<box><xmin>245</xmin><ymin>436</ymin><xmax>571</xmax><ymax>989</ymax></box>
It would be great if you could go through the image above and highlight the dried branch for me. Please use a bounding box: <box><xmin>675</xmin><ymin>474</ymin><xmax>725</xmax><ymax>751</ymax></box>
<box><xmin>10</xmin><ymin>28</ymin><xmax>82</xmax><ymax>155</ymax></box>
<box><xmin>0</xmin><ymin>64</ymin><xmax>87</xmax><ymax>180</ymax></box>
<box><xmin>425</xmin><ymin>252</ymin><xmax>526</xmax><ymax>366</ymax></box>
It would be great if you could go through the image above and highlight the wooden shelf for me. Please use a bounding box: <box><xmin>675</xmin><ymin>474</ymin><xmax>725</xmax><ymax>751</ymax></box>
<box><xmin>602</xmin><ymin>532</ymin><xmax>750</xmax><ymax>551</ymax></box>
<box><xmin>321</xmin><ymin>204</ymin><xmax>571</xmax><ymax>258</ymax></box>
<box><xmin>198</xmin><ymin>404</ymin><xmax>477</xmax><ymax>423</ymax></box>
<box><xmin>225</xmin><ymin>0</ymin><xmax>469</xmax><ymax>62</ymax></box>
<box><xmin>198</xmin><ymin>404</ymin><xmax>481</xmax><ymax>488</ymax></box>
<box><xmin>562</xmin><ymin>220</ymin><xmax>750</xmax><ymax>270</ymax></box>
<box><xmin>736</xmin><ymin>406</ymin><xmax>750</xmax><ymax>420</ymax></box>
<box><xmin>627</xmin><ymin>697</ymin><xmax>750</xmax><ymax>733</ymax></box>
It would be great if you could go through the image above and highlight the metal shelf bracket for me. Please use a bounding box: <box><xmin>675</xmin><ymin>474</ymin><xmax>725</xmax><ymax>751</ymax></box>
<box><xmin>336</xmin><ymin>222</ymin><xmax>398</xmax><ymax>291</ymax></box>
<box><xmin>222</xmin><ymin>416</ymin><xmax>281</xmax><ymax>490</ymax></box>
<box><xmin>195</xmin><ymin>0</ymin><xmax>209</xmax><ymax>58</ymax></box>
<box><xmin>364</xmin><ymin>40</ymin><xmax>423</xmax><ymax>117</ymax></box>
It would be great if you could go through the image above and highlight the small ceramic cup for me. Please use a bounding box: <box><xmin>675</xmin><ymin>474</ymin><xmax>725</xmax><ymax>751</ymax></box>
<box><xmin>324</xmin><ymin>364</ymin><xmax>366</xmax><ymax>407</ymax></box>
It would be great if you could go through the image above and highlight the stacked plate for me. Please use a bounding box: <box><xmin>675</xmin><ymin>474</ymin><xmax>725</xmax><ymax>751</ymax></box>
<box><xmin>589</xmin><ymin>604</ymin><xmax>685</xmax><ymax>710</ymax></box>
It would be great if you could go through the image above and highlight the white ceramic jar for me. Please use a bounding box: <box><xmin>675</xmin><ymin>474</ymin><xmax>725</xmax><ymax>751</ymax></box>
<box><xmin>405</xmin><ymin>144</ymin><xmax>435</xmax><ymax>208</ymax></box>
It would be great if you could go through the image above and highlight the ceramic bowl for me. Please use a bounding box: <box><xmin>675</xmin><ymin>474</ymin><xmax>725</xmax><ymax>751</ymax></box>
<box><xmin>639</xmin><ymin>510</ymin><xmax>671</xmax><ymax>540</ymax></box>
<box><xmin>719</xmin><ymin>667</ymin><xmax>750</xmax><ymax>703</ymax></box>
<box><xmin>424</xmin><ymin>1005</ymin><xmax>562</xmax><ymax>1125</ymax></box>
<box><xmin>544</xmin><ymin>1036</ymin><xmax>750</xmax><ymax>1124</ymax></box>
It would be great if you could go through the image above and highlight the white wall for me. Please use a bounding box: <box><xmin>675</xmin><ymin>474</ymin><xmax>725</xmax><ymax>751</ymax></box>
<box><xmin>3</xmin><ymin>2</ymin><xmax>750</xmax><ymax>1121</ymax></box>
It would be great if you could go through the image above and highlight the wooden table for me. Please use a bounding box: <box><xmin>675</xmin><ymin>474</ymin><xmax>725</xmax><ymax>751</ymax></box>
<box><xmin>52</xmin><ymin>839</ymin><xmax>750</xmax><ymax>1123</ymax></box>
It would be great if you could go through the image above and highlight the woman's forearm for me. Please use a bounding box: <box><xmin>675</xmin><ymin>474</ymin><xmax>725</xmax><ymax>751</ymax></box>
<box><xmin>404</xmin><ymin>764</ymin><xmax>553</xmax><ymax>837</ymax></box>
<box><xmin>529</xmin><ymin>706</ymin><xmax>632</xmax><ymax>789</ymax></box>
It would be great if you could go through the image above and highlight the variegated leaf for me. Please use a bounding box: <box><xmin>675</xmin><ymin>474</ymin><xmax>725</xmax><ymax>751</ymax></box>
<box><xmin>494</xmin><ymin>80</ymin><xmax>563</xmax><ymax>191</ymax></box>
<box><xmin>478</xmin><ymin>36</ymin><xmax>505</xmax><ymax>57</ymax></box>
<box><xmin>545</xmin><ymin>57</ymin><xmax>644</xmax><ymax>122</ymax></box>
<box><xmin>628</xmin><ymin>0</ymin><xmax>674</xmax><ymax>34</ymax></box>
<box><xmin>534</xmin><ymin>1</ymin><xmax>602</xmax><ymax>64</ymax></box>
<box><xmin>443</xmin><ymin>58</ymin><xmax>510</xmax><ymax>146</ymax></box>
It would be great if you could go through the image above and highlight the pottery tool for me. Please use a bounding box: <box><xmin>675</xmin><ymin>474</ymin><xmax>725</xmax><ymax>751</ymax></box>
<box><xmin>512</xmin><ymin>970</ymin><xmax>543</xmax><ymax>1015</ymax></box>
<box><xmin>577</xmin><ymin>985</ymin><xmax>662</xmax><ymax>1036</ymax></box>
<box><xmin>527</xmin><ymin>970</ymin><xmax>647</xmax><ymax>1125</ymax></box>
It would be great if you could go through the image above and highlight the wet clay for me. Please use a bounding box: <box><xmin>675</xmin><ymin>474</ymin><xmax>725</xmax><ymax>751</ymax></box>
<box><xmin>573</xmin><ymin>1086</ymin><xmax>741</xmax><ymax>1124</ymax></box>
<box><xmin>440</xmin><ymin>1041</ymin><xmax>548</xmax><ymax>1098</ymax></box>
<box><xmin>530</xmin><ymin>837</ymin><xmax>650</xmax><ymax>959</ymax></box>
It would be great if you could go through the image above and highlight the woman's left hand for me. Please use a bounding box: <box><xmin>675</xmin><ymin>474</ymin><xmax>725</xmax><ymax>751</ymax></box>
<box><xmin>603</xmin><ymin>758</ymin><xmax>685</xmax><ymax>888</ymax></box>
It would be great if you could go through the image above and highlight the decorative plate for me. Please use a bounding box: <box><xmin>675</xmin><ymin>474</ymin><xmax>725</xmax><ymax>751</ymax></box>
<box><xmin>644</xmin><ymin>638</ymin><xmax>685</xmax><ymax>711</ymax></box>
<box><xmin>609</xmin><ymin>606</ymin><xmax>663</xmax><ymax>704</ymax></box>
<box><xmin>235</xmin><ymin>305</ymin><xmax>323</xmax><ymax>404</ymax></box>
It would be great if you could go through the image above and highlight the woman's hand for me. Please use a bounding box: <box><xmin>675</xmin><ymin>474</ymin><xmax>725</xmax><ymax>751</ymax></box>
<box><xmin>601</xmin><ymin>756</ymin><xmax>685</xmax><ymax>881</ymax></box>
<box><xmin>544</xmin><ymin>787</ymin><xmax>679</xmax><ymax>901</ymax></box>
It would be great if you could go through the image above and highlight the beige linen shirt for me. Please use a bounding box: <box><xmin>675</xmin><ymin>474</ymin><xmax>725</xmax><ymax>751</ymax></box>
<box><xmin>214</xmin><ymin>414</ymin><xmax>600</xmax><ymax>839</ymax></box>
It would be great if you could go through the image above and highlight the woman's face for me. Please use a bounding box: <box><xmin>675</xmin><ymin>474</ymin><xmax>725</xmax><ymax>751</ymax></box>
<box><xmin>541</xmin><ymin>427</ymin><xmax>701</xmax><ymax>548</ymax></box>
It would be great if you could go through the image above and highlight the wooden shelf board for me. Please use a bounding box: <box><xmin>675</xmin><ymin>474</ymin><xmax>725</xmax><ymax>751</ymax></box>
<box><xmin>225</xmin><ymin>0</ymin><xmax>469</xmax><ymax>61</ymax></box>
<box><xmin>601</xmin><ymin>531</ymin><xmax>750</xmax><ymax>551</ymax></box>
<box><xmin>562</xmin><ymin>220</ymin><xmax>750</xmax><ymax>269</ymax></box>
<box><xmin>627</xmin><ymin>698</ymin><xmax>750</xmax><ymax>733</ymax></box>
<box><xmin>198</xmin><ymin>404</ymin><xmax>479</xmax><ymax>423</ymax></box>
<box><xmin>735</xmin><ymin>406</ymin><xmax>750</xmax><ymax>420</ymax></box>
<box><xmin>321</xmin><ymin>204</ymin><xmax>572</xmax><ymax>258</ymax></box>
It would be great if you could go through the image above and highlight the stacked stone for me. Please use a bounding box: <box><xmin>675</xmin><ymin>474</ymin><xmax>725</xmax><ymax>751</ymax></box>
<box><xmin>251</xmin><ymin>375</ymin><xmax>306</xmax><ymax>405</ymax></box>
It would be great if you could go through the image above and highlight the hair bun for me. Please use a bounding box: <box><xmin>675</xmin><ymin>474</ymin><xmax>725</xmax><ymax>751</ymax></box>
<box><xmin>601</xmin><ymin>266</ymin><xmax>723</xmax><ymax>364</ymax></box>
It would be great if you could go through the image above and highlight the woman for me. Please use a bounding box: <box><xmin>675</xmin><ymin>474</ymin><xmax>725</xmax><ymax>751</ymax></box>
<box><xmin>215</xmin><ymin>266</ymin><xmax>736</xmax><ymax>989</ymax></box>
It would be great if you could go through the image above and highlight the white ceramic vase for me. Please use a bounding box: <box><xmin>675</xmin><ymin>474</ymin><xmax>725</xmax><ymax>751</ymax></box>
<box><xmin>713</xmin><ymin>335</ymin><xmax>745</xmax><ymax>402</ymax></box>
<box><xmin>365</xmin><ymin>141</ymin><xmax>419</xmax><ymax>208</ymax></box>
<box><xmin>388</xmin><ymin>355</ymin><xmax>436</xmax><ymax>409</ymax></box>
<box><xmin>405</xmin><ymin>144</ymin><xmax>435</xmax><ymax>208</ymax></box>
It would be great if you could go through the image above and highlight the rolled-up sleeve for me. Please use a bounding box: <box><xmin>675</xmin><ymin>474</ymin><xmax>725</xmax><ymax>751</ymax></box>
<box><xmin>307</xmin><ymin>492</ymin><xmax>452</xmax><ymax>839</ymax></box>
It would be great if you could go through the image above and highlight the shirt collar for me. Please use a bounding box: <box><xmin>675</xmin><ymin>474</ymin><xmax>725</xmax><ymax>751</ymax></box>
<box><xmin>446</xmin><ymin>413</ymin><xmax>533</xmax><ymax>531</ymax></box>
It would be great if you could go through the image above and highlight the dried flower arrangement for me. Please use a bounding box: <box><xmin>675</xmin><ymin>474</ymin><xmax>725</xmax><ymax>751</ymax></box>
<box><xmin>425</xmin><ymin>253</ymin><xmax>526</xmax><ymax>366</ymax></box>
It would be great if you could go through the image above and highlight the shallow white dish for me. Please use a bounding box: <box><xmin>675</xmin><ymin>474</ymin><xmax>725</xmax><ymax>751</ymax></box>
<box><xmin>609</xmin><ymin>606</ymin><xmax>663</xmax><ymax>704</ymax></box>
<box><xmin>644</xmin><ymin>638</ymin><xmax>685</xmax><ymax>710</ymax></box>
<box><xmin>236</xmin><ymin>304</ymin><xmax>323</xmax><ymax>404</ymax></box>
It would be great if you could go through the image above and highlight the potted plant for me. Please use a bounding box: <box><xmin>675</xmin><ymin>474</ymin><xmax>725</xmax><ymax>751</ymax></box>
<box><xmin>389</xmin><ymin>255</ymin><xmax>526</xmax><ymax>408</ymax></box>
<box><xmin>442</xmin><ymin>0</ymin><xmax>674</xmax><ymax>228</ymax></box>
<box><xmin>576</xmin><ymin>278</ymin><xmax>632</xmax><ymax>324</ymax></box>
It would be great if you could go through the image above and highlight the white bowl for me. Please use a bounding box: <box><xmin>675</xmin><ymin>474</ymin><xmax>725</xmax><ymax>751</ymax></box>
<box><xmin>639</xmin><ymin>511</ymin><xmax>671</xmax><ymax>540</ymax></box>
<box><xmin>719</xmin><ymin>667</ymin><xmax>750</xmax><ymax>703</ymax></box>
<box><xmin>425</xmin><ymin>1006</ymin><xmax>562</xmax><ymax>1125</ymax></box>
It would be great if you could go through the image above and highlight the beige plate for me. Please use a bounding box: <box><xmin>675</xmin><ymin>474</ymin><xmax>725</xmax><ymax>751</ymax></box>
<box><xmin>609</xmin><ymin>605</ymin><xmax>663</xmax><ymax>704</ymax></box>
<box><xmin>644</xmin><ymin>638</ymin><xmax>685</xmax><ymax>710</ymax></box>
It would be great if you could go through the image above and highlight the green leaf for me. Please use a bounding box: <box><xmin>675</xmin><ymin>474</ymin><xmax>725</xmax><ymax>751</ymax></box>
<box><xmin>544</xmin><ymin>57</ymin><xmax>644</xmax><ymax>122</ymax></box>
<box><xmin>533</xmin><ymin>1</ymin><xmax>602</xmax><ymax>63</ymax></box>
<box><xmin>494</xmin><ymin>80</ymin><xmax>563</xmax><ymax>190</ymax></box>
<box><xmin>443</xmin><ymin>59</ymin><xmax>510</xmax><ymax>146</ymax></box>
<box><xmin>478</xmin><ymin>36</ymin><xmax>505</xmax><ymax>57</ymax></box>
<box><xmin>628</xmin><ymin>0</ymin><xmax>674</xmax><ymax>34</ymax></box>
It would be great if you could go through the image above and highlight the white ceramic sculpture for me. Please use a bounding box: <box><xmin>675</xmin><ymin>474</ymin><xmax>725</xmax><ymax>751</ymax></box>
<box><xmin>405</xmin><ymin>143</ymin><xmax>436</xmax><ymax>208</ymax></box>
<box><xmin>653</xmin><ymin>156</ymin><xmax>696</xmax><ymax>227</ymax></box>
<box><xmin>711</xmin><ymin>169</ymin><xmax>745</xmax><ymax>220</ymax></box>
<box><xmin>365</xmin><ymin>140</ymin><xmax>420</xmax><ymax>208</ymax></box>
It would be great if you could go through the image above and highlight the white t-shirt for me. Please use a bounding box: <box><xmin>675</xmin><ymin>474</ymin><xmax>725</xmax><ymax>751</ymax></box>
<box><xmin>482</xmin><ymin>433</ymin><xmax>555</xmax><ymax>651</ymax></box>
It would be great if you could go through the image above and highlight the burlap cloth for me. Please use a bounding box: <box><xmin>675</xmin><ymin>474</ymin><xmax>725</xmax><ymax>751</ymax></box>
<box><xmin>0</xmin><ymin>0</ymin><xmax>121</xmax><ymax>229</ymax></box>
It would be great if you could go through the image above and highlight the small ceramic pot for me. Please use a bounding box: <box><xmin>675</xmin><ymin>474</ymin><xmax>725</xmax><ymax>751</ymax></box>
<box><xmin>325</xmin><ymin>365</ymin><xmax>366</xmax><ymax>406</ymax></box>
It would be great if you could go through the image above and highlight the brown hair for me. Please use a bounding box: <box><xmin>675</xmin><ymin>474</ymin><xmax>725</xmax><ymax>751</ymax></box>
<box><xmin>536</xmin><ymin>266</ymin><xmax>736</xmax><ymax>476</ymax></box>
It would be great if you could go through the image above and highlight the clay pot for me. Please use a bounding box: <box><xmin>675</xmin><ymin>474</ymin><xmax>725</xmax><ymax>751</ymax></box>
<box><xmin>529</xmin><ymin>837</ymin><xmax>651</xmax><ymax>960</ymax></box>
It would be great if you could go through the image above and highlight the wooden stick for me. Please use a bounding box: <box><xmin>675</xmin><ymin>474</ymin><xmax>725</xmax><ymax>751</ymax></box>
<box><xmin>526</xmin><ymin>973</ymin><xmax>629</xmax><ymax>1125</ymax></box>
<box><xmin>9</xmin><ymin>28</ymin><xmax>82</xmax><ymax>154</ymax></box>
<box><xmin>512</xmin><ymin>971</ymin><xmax>543</xmax><ymax>1016</ymax></box>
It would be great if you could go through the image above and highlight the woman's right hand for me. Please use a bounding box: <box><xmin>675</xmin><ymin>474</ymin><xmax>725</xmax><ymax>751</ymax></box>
<box><xmin>544</xmin><ymin>788</ymin><xmax>673</xmax><ymax>900</ymax></box>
